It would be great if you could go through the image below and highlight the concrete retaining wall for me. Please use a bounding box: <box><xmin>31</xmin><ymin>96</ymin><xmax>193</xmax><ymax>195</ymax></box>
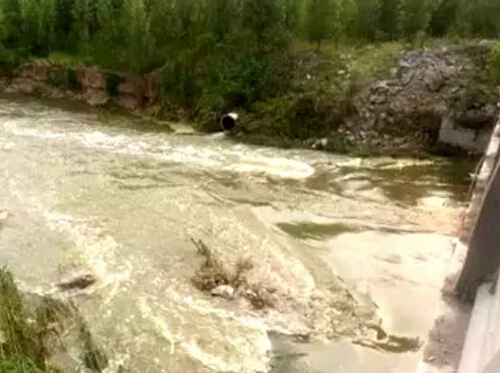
<box><xmin>9</xmin><ymin>61</ymin><xmax>161</xmax><ymax>111</ymax></box>
<box><xmin>415</xmin><ymin>110</ymin><xmax>500</xmax><ymax>373</ymax></box>
<box><xmin>456</xmin><ymin>115</ymin><xmax>500</xmax><ymax>373</ymax></box>
<box><xmin>458</xmin><ymin>272</ymin><xmax>500</xmax><ymax>373</ymax></box>
<box><xmin>439</xmin><ymin>114</ymin><xmax>492</xmax><ymax>154</ymax></box>
<box><xmin>459</xmin><ymin>117</ymin><xmax>500</xmax><ymax>244</ymax></box>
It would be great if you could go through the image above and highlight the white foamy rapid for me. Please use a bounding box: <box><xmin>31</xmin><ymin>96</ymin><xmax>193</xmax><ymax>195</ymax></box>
<box><xmin>7</xmin><ymin>124</ymin><xmax>315</xmax><ymax>180</ymax></box>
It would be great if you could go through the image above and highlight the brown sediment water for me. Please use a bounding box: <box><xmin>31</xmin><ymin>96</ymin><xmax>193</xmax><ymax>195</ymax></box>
<box><xmin>0</xmin><ymin>95</ymin><xmax>475</xmax><ymax>372</ymax></box>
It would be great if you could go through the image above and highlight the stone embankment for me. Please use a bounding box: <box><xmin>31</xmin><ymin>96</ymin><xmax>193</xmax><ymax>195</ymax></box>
<box><xmin>2</xmin><ymin>60</ymin><xmax>161</xmax><ymax>112</ymax></box>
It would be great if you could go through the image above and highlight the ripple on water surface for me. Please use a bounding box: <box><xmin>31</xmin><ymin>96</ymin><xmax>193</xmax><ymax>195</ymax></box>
<box><xmin>0</xmin><ymin>97</ymin><xmax>475</xmax><ymax>372</ymax></box>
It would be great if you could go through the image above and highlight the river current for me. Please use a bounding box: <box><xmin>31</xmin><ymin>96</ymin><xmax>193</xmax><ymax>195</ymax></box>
<box><xmin>0</xmin><ymin>96</ymin><xmax>474</xmax><ymax>373</ymax></box>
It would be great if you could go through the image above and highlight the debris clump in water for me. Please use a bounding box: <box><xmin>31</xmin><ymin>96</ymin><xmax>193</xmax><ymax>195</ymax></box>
<box><xmin>190</xmin><ymin>236</ymin><xmax>424</xmax><ymax>354</ymax></box>
<box><xmin>191</xmin><ymin>238</ymin><xmax>275</xmax><ymax>309</ymax></box>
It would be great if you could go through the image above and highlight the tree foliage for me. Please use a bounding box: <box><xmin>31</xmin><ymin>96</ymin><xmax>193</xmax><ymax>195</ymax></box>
<box><xmin>0</xmin><ymin>0</ymin><xmax>497</xmax><ymax>114</ymax></box>
<box><xmin>400</xmin><ymin>0</ymin><xmax>431</xmax><ymax>40</ymax></box>
<box><xmin>354</xmin><ymin>0</ymin><xmax>380</xmax><ymax>41</ymax></box>
<box><xmin>378</xmin><ymin>0</ymin><xmax>400</xmax><ymax>40</ymax></box>
<box><xmin>457</xmin><ymin>0</ymin><xmax>500</xmax><ymax>37</ymax></box>
<box><xmin>306</xmin><ymin>0</ymin><xmax>339</xmax><ymax>49</ymax></box>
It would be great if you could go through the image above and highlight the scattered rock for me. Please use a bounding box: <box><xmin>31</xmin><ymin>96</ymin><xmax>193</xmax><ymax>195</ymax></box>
<box><xmin>347</xmin><ymin>43</ymin><xmax>498</xmax><ymax>155</ymax></box>
<box><xmin>369</xmin><ymin>93</ymin><xmax>386</xmax><ymax>105</ymax></box>
<box><xmin>424</xmin><ymin>71</ymin><xmax>445</xmax><ymax>92</ymax></box>
<box><xmin>244</xmin><ymin>287</ymin><xmax>276</xmax><ymax>310</ymax></box>
<box><xmin>58</xmin><ymin>272</ymin><xmax>96</xmax><ymax>291</ymax></box>
<box><xmin>311</xmin><ymin>138</ymin><xmax>328</xmax><ymax>150</ymax></box>
<box><xmin>211</xmin><ymin>285</ymin><xmax>235</xmax><ymax>300</ymax></box>
<box><xmin>86</xmin><ymin>91</ymin><xmax>109</xmax><ymax>107</ymax></box>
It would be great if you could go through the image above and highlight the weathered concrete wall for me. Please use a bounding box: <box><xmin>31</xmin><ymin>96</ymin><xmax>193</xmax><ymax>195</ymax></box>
<box><xmin>455</xmin><ymin>159</ymin><xmax>500</xmax><ymax>301</ymax></box>
<box><xmin>455</xmin><ymin>113</ymin><xmax>500</xmax><ymax>373</ymax></box>
<box><xmin>415</xmin><ymin>111</ymin><xmax>500</xmax><ymax>373</ymax></box>
<box><xmin>458</xmin><ymin>269</ymin><xmax>500</xmax><ymax>373</ymax></box>
<box><xmin>459</xmin><ymin>118</ymin><xmax>500</xmax><ymax>244</ymax></box>
<box><xmin>7</xmin><ymin>61</ymin><xmax>161</xmax><ymax>111</ymax></box>
<box><xmin>439</xmin><ymin>114</ymin><xmax>492</xmax><ymax>153</ymax></box>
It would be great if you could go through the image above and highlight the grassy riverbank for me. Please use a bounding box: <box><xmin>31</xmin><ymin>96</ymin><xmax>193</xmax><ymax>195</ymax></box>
<box><xmin>0</xmin><ymin>268</ymin><xmax>49</xmax><ymax>373</ymax></box>
<box><xmin>0</xmin><ymin>268</ymin><xmax>107</xmax><ymax>373</ymax></box>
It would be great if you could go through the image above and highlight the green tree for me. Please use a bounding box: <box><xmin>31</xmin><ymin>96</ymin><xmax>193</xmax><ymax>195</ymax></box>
<box><xmin>91</xmin><ymin>0</ymin><xmax>119</xmax><ymax>67</ymax></box>
<box><xmin>457</xmin><ymin>0</ymin><xmax>500</xmax><ymax>37</ymax></box>
<box><xmin>148</xmin><ymin>0</ymin><xmax>176</xmax><ymax>51</ymax></box>
<box><xmin>121</xmin><ymin>0</ymin><xmax>154</xmax><ymax>73</ymax></box>
<box><xmin>379</xmin><ymin>0</ymin><xmax>401</xmax><ymax>39</ymax></box>
<box><xmin>354</xmin><ymin>0</ymin><xmax>380</xmax><ymax>40</ymax></box>
<box><xmin>241</xmin><ymin>0</ymin><xmax>287</xmax><ymax>53</ymax></box>
<box><xmin>72</xmin><ymin>0</ymin><xmax>92</xmax><ymax>53</ymax></box>
<box><xmin>284</xmin><ymin>0</ymin><xmax>299</xmax><ymax>33</ymax></box>
<box><xmin>400</xmin><ymin>0</ymin><xmax>431</xmax><ymax>40</ymax></box>
<box><xmin>0</xmin><ymin>6</ymin><xmax>6</xmax><ymax>51</ymax></box>
<box><xmin>306</xmin><ymin>0</ymin><xmax>338</xmax><ymax>49</ymax></box>
<box><xmin>54</xmin><ymin>0</ymin><xmax>74</xmax><ymax>50</ymax></box>
<box><xmin>1</xmin><ymin>0</ymin><xmax>23</xmax><ymax>48</ymax></box>
<box><xmin>338</xmin><ymin>0</ymin><xmax>358</xmax><ymax>38</ymax></box>
<box><xmin>176</xmin><ymin>0</ymin><xmax>197</xmax><ymax>47</ymax></box>
<box><xmin>19</xmin><ymin>0</ymin><xmax>55</xmax><ymax>56</ymax></box>
<box><xmin>206</xmin><ymin>0</ymin><xmax>234</xmax><ymax>42</ymax></box>
<box><xmin>429</xmin><ymin>0</ymin><xmax>459</xmax><ymax>36</ymax></box>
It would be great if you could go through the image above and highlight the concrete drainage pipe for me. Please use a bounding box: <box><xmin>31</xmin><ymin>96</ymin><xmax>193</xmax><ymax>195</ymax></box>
<box><xmin>220</xmin><ymin>113</ymin><xmax>238</xmax><ymax>132</ymax></box>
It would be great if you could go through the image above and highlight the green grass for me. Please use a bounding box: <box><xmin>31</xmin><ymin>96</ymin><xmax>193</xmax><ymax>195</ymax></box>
<box><xmin>46</xmin><ymin>52</ymin><xmax>90</xmax><ymax>68</ymax></box>
<box><xmin>0</xmin><ymin>356</ymin><xmax>45</xmax><ymax>373</ymax></box>
<box><xmin>0</xmin><ymin>268</ymin><xmax>46</xmax><ymax>373</ymax></box>
<box><xmin>291</xmin><ymin>39</ymin><xmax>405</xmax><ymax>80</ymax></box>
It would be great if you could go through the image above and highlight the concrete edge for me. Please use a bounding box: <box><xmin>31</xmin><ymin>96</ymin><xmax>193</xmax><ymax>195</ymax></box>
<box><xmin>416</xmin><ymin>110</ymin><xmax>500</xmax><ymax>373</ymax></box>
<box><xmin>460</xmin><ymin>117</ymin><xmax>500</xmax><ymax>243</ymax></box>
<box><xmin>414</xmin><ymin>240</ymin><xmax>471</xmax><ymax>373</ymax></box>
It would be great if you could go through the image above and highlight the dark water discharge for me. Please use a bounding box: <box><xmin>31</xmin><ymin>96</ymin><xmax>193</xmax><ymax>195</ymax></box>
<box><xmin>0</xmin><ymin>96</ymin><xmax>475</xmax><ymax>373</ymax></box>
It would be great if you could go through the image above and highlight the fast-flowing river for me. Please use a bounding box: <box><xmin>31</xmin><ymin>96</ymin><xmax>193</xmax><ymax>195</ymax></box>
<box><xmin>0</xmin><ymin>96</ymin><xmax>474</xmax><ymax>373</ymax></box>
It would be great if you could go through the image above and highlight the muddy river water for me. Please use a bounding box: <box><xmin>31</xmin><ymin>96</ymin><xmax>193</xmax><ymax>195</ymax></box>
<box><xmin>0</xmin><ymin>96</ymin><xmax>475</xmax><ymax>373</ymax></box>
